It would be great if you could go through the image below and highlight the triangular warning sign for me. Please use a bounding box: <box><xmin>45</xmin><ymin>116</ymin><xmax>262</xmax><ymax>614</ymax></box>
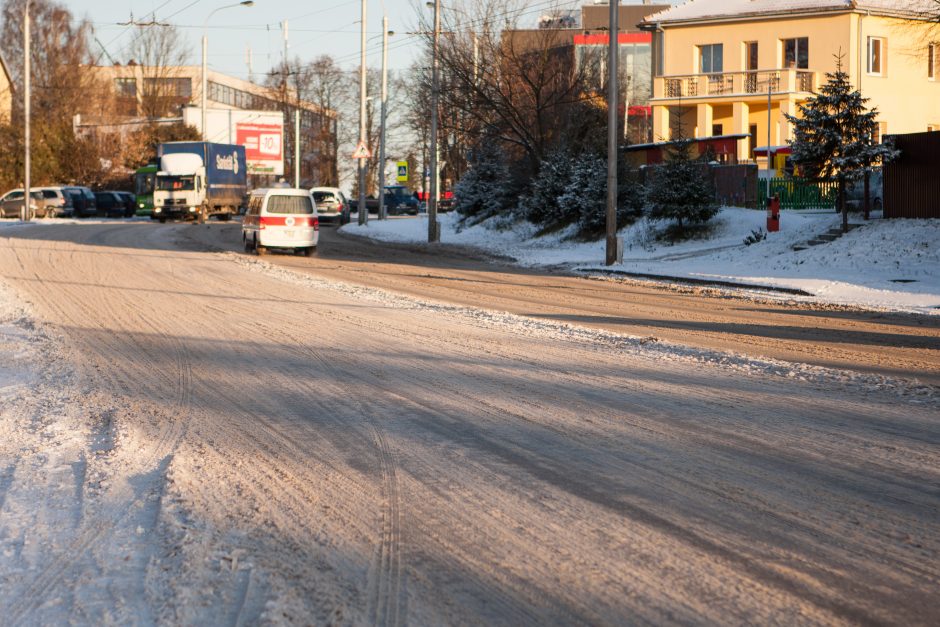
<box><xmin>352</xmin><ymin>142</ymin><xmax>372</xmax><ymax>159</ymax></box>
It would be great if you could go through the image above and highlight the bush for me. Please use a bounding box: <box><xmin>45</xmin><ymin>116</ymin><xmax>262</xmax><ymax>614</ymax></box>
<box><xmin>645</xmin><ymin>138</ymin><xmax>718</xmax><ymax>238</ymax></box>
<box><xmin>453</xmin><ymin>142</ymin><xmax>514</xmax><ymax>222</ymax></box>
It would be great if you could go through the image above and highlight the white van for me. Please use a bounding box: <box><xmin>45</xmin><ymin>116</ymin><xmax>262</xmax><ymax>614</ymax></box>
<box><xmin>242</xmin><ymin>188</ymin><xmax>319</xmax><ymax>256</ymax></box>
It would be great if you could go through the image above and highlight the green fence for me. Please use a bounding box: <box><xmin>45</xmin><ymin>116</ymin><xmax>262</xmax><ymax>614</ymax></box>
<box><xmin>757</xmin><ymin>177</ymin><xmax>838</xmax><ymax>209</ymax></box>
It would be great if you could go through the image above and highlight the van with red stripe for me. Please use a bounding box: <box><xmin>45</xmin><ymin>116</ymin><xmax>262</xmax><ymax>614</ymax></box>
<box><xmin>242</xmin><ymin>188</ymin><xmax>319</xmax><ymax>257</ymax></box>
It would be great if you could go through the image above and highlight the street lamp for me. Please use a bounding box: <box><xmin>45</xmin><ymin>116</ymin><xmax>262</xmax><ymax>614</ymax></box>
<box><xmin>377</xmin><ymin>19</ymin><xmax>395</xmax><ymax>220</ymax></box>
<box><xmin>427</xmin><ymin>0</ymin><xmax>442</xmax><ymax>242</ymax></box>
<box><xmin>202</xmin><ymin>1</ymin><xmax>253</xmax><ymax>139</ymax></box>
<box><xmin>23</xmin><ymin>0</ymin><xmax>30</xmax><ymax>222</ymax></box>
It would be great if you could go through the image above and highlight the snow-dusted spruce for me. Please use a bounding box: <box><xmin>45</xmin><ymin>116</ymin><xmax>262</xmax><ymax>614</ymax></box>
<box><xmin>785</xmin><ymin>54</ymin><xmax>898</xmax><ymax>232</ymax></box>
<box><xmin>518</xmin><ymin>149</ymin><xmax>578</xmax><ymax>229</ymax></box>
<box><xmin>644</xmin><ymin>132</ymin><xmax>718</xmax><ymax>239</ymax></box>
<box><xmin>453</xmin><ymin>141</ymin><xmax>514</xmax><ymax>223</ymax></box>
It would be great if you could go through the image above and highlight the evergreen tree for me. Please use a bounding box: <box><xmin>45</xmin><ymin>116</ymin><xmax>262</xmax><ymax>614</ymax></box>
<box><xmin>518</xmin><ymin>149</ymin><xmax>577</xmax><ymax>227</ymax></box>
<box><xmin>453</xmin><ymin>141</ymin><xmax>513</xmax><ymax>222</ymax></box>
<box><xmin>645</xmin><ymin>132</ymin><xmax>717</xmax><ymax>235</ymax></box>
<box><xmin>785</xmin><ymin>54</ymin><xmax>898</xmax><ymax>232</ymax></box>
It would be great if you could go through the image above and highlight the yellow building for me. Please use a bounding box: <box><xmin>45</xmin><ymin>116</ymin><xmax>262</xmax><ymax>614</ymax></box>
<box><xmin>0</xmin><ymin>52</ymin><xmax>12</xmax><ymax>122</ymax></box>
<box><xmin>640</xmin><ymin>0</ymin><xmax>940</xmax><ymax>167</ymax></box>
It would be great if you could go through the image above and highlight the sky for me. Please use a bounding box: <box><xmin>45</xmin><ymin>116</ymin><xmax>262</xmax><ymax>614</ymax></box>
<box><xmin>63</xmin><ymin>0</ymin><xmax>588</xmax><ymax>82</ymax></box>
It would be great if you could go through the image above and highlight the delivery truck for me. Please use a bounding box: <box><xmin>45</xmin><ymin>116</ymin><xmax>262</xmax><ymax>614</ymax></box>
<box><xmin>152</xmin><ymin>142</ymin><xmax>247</xmax><ymax>223</ymax></box>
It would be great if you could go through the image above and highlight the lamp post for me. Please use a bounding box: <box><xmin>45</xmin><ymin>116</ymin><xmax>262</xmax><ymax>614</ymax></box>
<box><xmin>427</xmin><ymin>0</ymin><xmax>442</xmax><ymax>242</ymax></box>
<box><xmin>377</xmin><ymin>18</ymin><xmax>395</xmax><ymax>220</ymax></box>
<box><xmin>605</xmin><ymin>0</ymin><xmax>619</xmax><ymax>266</ymax></box>
<box><xmin>22</xmin><ymin>0</ymin><xmax>30</xmax><ymax>222</ymax></box>
<box><xmin>202</xmin><ymin>1</ymin><xmax>253</xmax><ymax>140</ymax></box>
<box><xmin>357</xmin><ymin>0</ymin><xmax>368</xmax><ymax>226</ymax></box>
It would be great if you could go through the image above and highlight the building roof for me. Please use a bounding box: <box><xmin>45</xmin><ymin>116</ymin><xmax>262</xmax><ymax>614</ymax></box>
<box><xmin>641</xmin><ymin>0</ymin><xmax>937</xmax><ymax>25</ymax></box>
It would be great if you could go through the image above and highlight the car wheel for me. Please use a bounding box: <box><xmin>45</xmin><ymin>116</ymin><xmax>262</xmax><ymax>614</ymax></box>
<box><xmin>303</xmin><ymin>246</ymin><xmax>317</xmax><ymax>257</ymax></box>
<box><xmin>255</xmin><ymin>236</ymin><xmax>266</xmax><ymax>256</ymax></box>
<box><xmin>243</xmin><ymin>234</ymin><xmax>254</xmax><ymax>253</ymax></box>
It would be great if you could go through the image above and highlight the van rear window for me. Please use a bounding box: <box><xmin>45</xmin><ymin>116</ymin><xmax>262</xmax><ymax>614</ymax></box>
<box><xmin>267</xmin><ymin>195</ymin><xmax>313</xmax><ymax>214</ymax></box>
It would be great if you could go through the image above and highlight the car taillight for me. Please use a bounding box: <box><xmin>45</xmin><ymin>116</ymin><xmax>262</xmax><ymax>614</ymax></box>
<box><xmin>313</xmin><ymin>217</ymin><xmax>319</xmax><ymax>231</ymax></box>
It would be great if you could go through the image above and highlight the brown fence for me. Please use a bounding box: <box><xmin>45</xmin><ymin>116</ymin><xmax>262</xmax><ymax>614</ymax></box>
<box><xmin>637</xmin><ymin>163</ymin><xmax>758</xmax><ymax>208</ymax></box>
<box><xmin>883</xmin><ymin>131</ymin><xmax>940</xmax><ymax>219</ymax></box>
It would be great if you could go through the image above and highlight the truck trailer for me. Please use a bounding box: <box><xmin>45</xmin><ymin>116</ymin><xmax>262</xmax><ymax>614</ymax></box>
<box><xmin>153</xmin><ymin>142</ymin><xmax>247</xmax><ymax>223</ymax></box>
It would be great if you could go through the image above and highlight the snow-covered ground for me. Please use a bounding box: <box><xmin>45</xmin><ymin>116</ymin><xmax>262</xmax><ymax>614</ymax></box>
<box><xmin>340</xmin><ymin>210</ymin><xmax>940</xmax><ymax>314</ymax></box>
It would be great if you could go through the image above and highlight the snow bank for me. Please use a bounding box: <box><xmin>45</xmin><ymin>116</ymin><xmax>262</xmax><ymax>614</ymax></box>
<box><xmin>340</xmin><ymin>209</ymin><xmax>940</xmax><ymax>315</ymax></box>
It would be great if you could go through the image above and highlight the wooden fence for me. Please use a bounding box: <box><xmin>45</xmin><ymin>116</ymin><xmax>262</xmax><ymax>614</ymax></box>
<box><xmin>883</xmin><ymin>131</ymin><xmax>940</xmax><ymax>219</ymax></box>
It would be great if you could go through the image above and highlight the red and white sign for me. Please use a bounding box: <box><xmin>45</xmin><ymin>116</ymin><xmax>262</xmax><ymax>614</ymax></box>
<box><xmin>352</xmin><ymin>141</ymin><xmax>372</xmax><ymax>160</ymax></box>
<box><xmin>236</xmin><ymin>123</ymin><xmax>284</xmax><ymax>175</ymax></box>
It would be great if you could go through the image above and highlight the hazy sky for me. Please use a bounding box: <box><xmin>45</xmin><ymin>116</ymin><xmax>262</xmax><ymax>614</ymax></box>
<box><xmin>63</xmin><ymin>0</ymin><xmax>586</xmax><ymax>82</ymax></box>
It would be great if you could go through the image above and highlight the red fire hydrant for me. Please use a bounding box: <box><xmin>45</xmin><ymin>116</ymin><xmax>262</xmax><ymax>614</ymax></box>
<box><xmin>766</xmin><ymin>196</ymin><xmax>780</xmax><ymax>232</ymax></box>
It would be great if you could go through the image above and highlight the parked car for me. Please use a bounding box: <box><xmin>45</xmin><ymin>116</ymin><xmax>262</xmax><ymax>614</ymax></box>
<box><xmin>383</xmin><ymin>185</ymin><xmax>420</xmax><ymax>215</ymax></box>
<box><xmin>114</xmin><ymin>191</ymin><xmax>137</xmax><ymax>217</ymax></box>
<box><xmin>38</xmin><ymin>187</ymin><xmax>74</xmax><ymax>218</ymax></box>
<box><xmin>311</xmin><ymin>187</ymin><xmax>350</xmax><ymax>224</ymax></box>
<box><xmin>63</xmin><ymin>186</ymin><xmax>98</xmax><ymax>218</ymax></box>
<box><xmin>0</xmin><ymin>189</ymin><xmax>42</xmax><ymax>219</ymax></box>
<box><xmin>242</xmin><ymin>188</ymin><xmax>319</xmax><ymax>256</ymax></box>
<box><xmin>94</xmin><ymin>191</ymin><xmax>128</xmax><ymax>218</ymax></box>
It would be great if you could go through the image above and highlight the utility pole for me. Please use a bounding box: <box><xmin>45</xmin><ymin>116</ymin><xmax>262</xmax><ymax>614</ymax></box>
<box><xmin>203</xmin><ymin>2</ymin><xmax>254</xmax><ymax>141</ymax></box>
<box><xmin>23</xmin><ymin>0</ymin><xmax>30</xmax><ymax>222</ymax></box>
<box><xmin>357</xmin><ymin>0</ymin><xmax>368</xmax><ymax>226</ymax></box>
<box><xmin>428</xmin><ymin>0</ymin><xmax>442</xmax><ymax>242</ymax></box>
<box><xmin>605</xmin><ymin>0</ymin><xmax>619</xmax><ymax>265</ymax></box>
<box><xmin>295</xmin><ymin>110</ymin><xmax>300</xmax><ymax>188</ymax></box>
<box><xmin>378</xmin><ymin>15</ymin><xmax>390</xmax><ymax>220</ymax></box>
<box><xmin>246</xmin><ymin>45</ymin><xmax>253</xmax><ymax>82</ymax></box>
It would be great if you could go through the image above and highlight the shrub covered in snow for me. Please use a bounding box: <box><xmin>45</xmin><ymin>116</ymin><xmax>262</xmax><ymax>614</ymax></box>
<box><xmin>453</xmin><ymin>142</ymin><xmax>515</xmax><ymax>223</ymax></box>
<box><xmin>518</xmin><ymin>149</ymin><xmax>578</xmax><ymax>228</ymax></box>
<box><xmin>644</xmin><ymin>138</ymin><xmax>718</xmax><ymax>238</ymax></box>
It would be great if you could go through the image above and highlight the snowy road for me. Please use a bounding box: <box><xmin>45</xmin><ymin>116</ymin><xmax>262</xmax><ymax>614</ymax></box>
<box><xmin>0</xmin><ymin>221</ymin><xmax>938</xmax><ymax>625</ymax></box>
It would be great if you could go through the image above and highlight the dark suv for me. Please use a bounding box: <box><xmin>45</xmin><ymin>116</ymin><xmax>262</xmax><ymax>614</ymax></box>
<box><xmin>63</xmin><ymin>186</ymin><xmax>98</xmax><ymax>218</ymax></box>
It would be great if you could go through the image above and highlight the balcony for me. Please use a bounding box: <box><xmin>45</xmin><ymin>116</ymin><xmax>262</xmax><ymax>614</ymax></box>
<box><xmin>655</xmin><ymin>69</ymin><xmax>816</xmax><ymax>101</ymax></box>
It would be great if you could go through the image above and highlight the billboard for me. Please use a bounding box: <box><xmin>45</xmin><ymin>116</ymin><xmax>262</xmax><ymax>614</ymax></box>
<box><xmin>183</xmin><ymin>106</ymin><xmax>284</xmax><ymax>176</ymax></box>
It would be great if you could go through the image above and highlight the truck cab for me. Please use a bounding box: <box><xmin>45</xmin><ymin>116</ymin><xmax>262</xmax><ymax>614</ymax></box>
<box><xmin>154</xmin><ymin>153</ymin><xmax>207</xmax><ymax>222</ymax></box>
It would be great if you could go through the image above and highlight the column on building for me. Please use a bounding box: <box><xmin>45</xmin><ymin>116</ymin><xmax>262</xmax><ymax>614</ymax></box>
<box><xmin>652</xmin><ymin>105</ymin><xmax>670</xmax><ymax>142</ymax></box>
<box><xmin>695</xmin><ymin>103</ymin><xmax>713</xmax><ymax>138</ymax></box>
<box><xmin>732</xmin><ymin>101</ymin><xmax>750</xmax><ymax>161</ymax></box>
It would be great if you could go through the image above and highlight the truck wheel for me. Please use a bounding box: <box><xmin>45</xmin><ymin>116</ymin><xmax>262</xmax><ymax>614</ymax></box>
<box><xmin>196</xmin><ymin>207</ymin><xmax>207</xmax><ymax>224</ymax></box>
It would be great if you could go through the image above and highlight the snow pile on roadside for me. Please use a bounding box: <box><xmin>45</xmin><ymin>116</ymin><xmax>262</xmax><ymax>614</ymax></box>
<box><xmin>229</xmin><ymin>252</ymin><xmax>938</xmax><ymax>402</ymax></box>
<box><xmin>341</xmin><ymin>209</ymin><xmax>940</xmax><ymax>314</ymax></box>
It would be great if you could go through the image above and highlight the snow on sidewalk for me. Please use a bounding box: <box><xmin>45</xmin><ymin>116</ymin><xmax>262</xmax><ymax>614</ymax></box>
<box><xmin>340</xmin><ymin>209</ymin><xmax>940</xmax><ymax>315</ymax></box>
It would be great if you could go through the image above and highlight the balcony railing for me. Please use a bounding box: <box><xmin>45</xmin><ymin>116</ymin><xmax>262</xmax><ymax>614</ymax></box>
<box><xmin>655</xmin><ymin>68</ymin><xmax>816</xmax><ymax>100</ymax></box>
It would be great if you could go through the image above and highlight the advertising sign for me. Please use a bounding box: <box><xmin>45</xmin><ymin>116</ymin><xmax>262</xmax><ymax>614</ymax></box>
<box><xmin>236</xmin><ymin>123</ymin><xmax>283</xmax><ymax>175</ymax></box>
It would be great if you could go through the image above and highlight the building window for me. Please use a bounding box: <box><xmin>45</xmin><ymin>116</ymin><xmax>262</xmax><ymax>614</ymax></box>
<box><xmin>749</xmin><ymin>123</ymin><xmax>758</xmax><ymax>159</ymax></box>
<box><xmin>868</xmin><ymin>37</ymin><xmax>885</xmax><ymax>75</ymax></box>
<box><xmin>782</xmin><ymin>37</ymin><xmax>809</xmax><ymax>69</ymax></box>
<box><xmin>929</xmin><ymin>43</ymin><xmax>937</xmax><ymax>80</ymax></box>
<box><xmin>114</xmin><ymin>78</ymin><xmax>137</xmax><ymax>97</ymax></box>
<box><xmin>745</xmin><ymin>42</ymin><xmax>759</xmax><ymax>71</ymax></box>
<box><xmin>712</xmin><ymin>123</ymin><xmax>724</xmax><ymax>136</ymax></box>
<box><xmin>699</xmin><ymin>44</ymin><xmax>723</xmax><ymax>74</ymax></box>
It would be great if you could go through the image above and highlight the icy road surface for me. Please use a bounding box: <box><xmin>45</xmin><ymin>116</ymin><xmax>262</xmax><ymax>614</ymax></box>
<box><xmin>0</xmin><ymin>221</ymin><xmax>938</xmax><ymax>625</ymax></box>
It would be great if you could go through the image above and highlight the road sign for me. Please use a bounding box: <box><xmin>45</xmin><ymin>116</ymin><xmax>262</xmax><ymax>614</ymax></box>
<box><xmin>396</xmin><ymin>161</ymin><xmax>408</xmax><ymax>182</ymax></box>
<box><xmin>352</xmin><ymin>141</ymin><xmax>372</xmax><ymax>160</ymax></box>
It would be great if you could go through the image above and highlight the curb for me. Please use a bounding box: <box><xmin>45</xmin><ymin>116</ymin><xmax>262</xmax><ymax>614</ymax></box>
<box><xmin>578</xmin><ymin>269</ymin><xmax>814</xmax><ymax>296</ymax></box>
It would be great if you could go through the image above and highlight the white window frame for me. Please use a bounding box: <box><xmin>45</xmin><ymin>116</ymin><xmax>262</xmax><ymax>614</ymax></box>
<box><xmin>867</xmin><ymin>37</ymin><xmax>885</xmax><ymax>76</ymax></box>
<box><xmin>698</xmin><ymin>44</ymin><xmax>723</xmax><ymax>74</ymax></box>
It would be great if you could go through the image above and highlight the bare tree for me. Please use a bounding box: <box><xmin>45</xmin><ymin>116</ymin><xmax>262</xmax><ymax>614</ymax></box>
<box><xmin>127</xmin><ymin>23</ymin><xmax>190</xmax><ymax>120</ymax></box>
<box><xmin>304</xmin><ymin>55</ymin><xmax>348</xmax><ymax>187</ymax></box>
<box><xmin>0</xmin><ymin>0</ymin><xmax>109</xmax><ymax>187</ymax></box>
